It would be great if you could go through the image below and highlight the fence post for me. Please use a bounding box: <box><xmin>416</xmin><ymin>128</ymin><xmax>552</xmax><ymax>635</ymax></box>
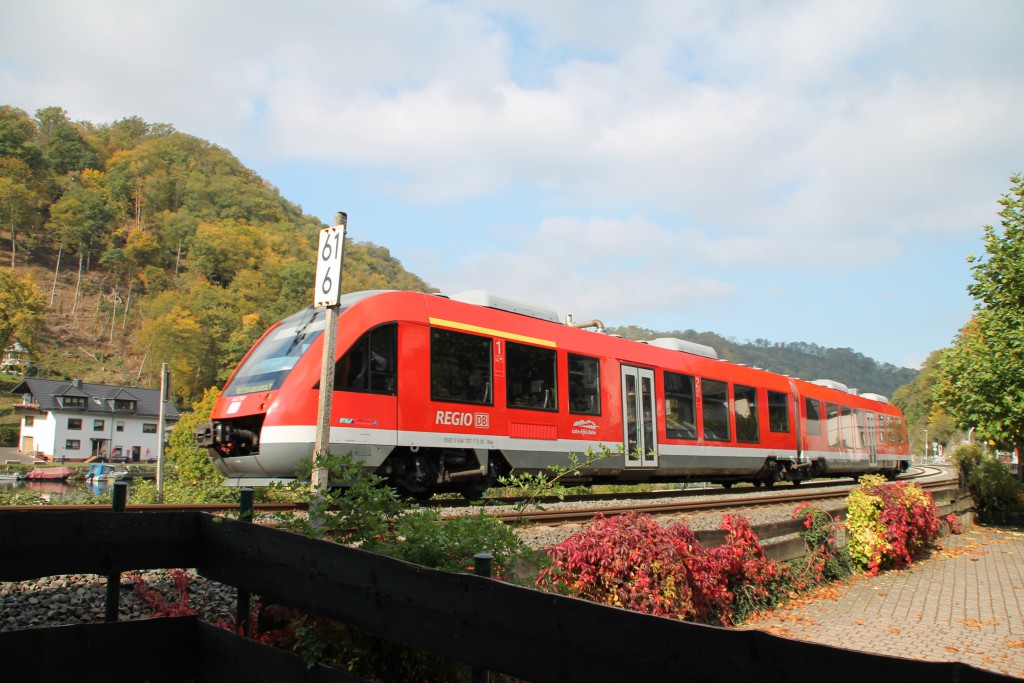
<box><xmin>236</xmin><ymin>488</ymin><xmax>255</xmax><ymax>636</ymax></box>
<box><xmin>472</xmin><ymin>553</ymin><xmax>494</xmax><ymax>683</ymax></box>
<box><xmin>104</xmin><ymin>481</ymin><xmax>128</xmax><ymax>622</ymax></box>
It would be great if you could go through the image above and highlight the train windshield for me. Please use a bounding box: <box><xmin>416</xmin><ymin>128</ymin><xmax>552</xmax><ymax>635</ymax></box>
<box><xmin>222</xmin><ymin>307</ymin><xmax>327</xmax><ymax>396</ymax></box>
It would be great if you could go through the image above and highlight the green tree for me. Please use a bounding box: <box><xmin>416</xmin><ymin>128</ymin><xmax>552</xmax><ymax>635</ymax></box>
<box><xmin>166</xmin><ymin>385</ymin><xmax>223</xmax><ymax>484</ymax></box>
<box><xmin>34</xmin><ymin>106</ymin><xmax>99</xmax><ymax>175</ymax></box>
<box><xmin>45</xmin><ymin>169</ymin><xmax>115</xmax><ymax>260</ymax></box>
<box><xmin>892</xmin><ymin>350</ymin><xmax>957</xmax><ymax>457</ymax></box>
<box><xmin>0</xmin><ymin>269</ymin><xmax>45</xmax><ymax>356</ymax></box>
<box><xmin>0</xmin><ymin>105</ymin><xmax>42</xmax><ymax>169</ymax></box>
<box><xmin>937</xmin><ymin>174</ymin><xmax>1024</xmax><ymax>481</ymax></box>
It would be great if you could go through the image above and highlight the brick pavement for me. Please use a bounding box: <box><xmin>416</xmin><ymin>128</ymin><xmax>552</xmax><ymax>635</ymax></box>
<box><xmin>745</xmin><ymin>525</ymin><xmax>1024</xmax><ymax>679</ymax></box>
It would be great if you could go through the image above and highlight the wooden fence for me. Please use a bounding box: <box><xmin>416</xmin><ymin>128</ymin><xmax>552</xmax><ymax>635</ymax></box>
<box><xmin>0</xmin><ymin>489</ymin><xmax>1001</xmax><ymax>683</ymax></box>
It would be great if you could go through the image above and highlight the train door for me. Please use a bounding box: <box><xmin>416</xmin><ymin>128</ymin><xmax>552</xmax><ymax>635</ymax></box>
<box><xmin>621</xmin><ymin>365</ymin><xmax>658</xmax><ymax>468</ymax></box>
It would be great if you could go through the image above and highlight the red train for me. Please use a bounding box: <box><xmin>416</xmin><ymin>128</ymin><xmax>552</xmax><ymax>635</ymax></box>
<box><xmin>195</xmin><ymin>289</ymin><xmax>910</xmax><ymax>497</ymax></box>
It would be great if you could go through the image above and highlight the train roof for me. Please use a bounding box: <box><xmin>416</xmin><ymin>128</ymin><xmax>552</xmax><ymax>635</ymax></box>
<box><xmin>348</xmin><ymin>289</ymin><xmax>895</xmax><ymax>407</ymax></box>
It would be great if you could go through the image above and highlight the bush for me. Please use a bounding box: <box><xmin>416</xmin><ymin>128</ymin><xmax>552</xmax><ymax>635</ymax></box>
<box><xmin>0</xmin><ymin>422</ymin><xmax>17</xmax><ymax>447</ymax></box>
<box><xmin>950</xmin><ymin>443</ymin><xmax>985</xmax><ymax>487</ymax></box>
<box><xmin>845</xmin><ymin>475</ymin><xmax>940</xmax><ymax>575</ymax></box>
<box><xmin>792</xmin><ymin>503</ymin><xmax>853</xmax><ymax>587</ymax></box>
<box><xmin>165</xmin><ymin>386</ymin><xmax>225</xmax><ymax>486</ymax></box>
<box><xmin>969</xmin><ymin>458</ymin><xmax>1023</xmax><ymax>514</ymax></box>
<box><xmin>535</xmin><ymin>510</ymin><xmax>789</xmax><ymax>626</ymax></box>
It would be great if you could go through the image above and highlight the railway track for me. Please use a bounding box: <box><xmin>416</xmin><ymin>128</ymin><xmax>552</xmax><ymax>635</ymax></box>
<box><xmin>0</xmin><ymin>465</ymin><xmax>957</xmax><ymax>524</ymax></box>
<box><xmin>470</xmin><ymin>465</ymin><xmax>957</xmax><ymax>525</ymax></box>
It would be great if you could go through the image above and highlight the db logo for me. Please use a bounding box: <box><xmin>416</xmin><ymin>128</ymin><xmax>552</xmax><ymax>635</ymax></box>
<box><xmin>474</xmin><ymin>413</ymin><xmax>490</xmax><ymax>429</ymax></box>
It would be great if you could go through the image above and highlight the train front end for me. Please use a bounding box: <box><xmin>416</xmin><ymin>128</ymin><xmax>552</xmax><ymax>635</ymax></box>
<box><xmin>194</xmin><ymin>306</ymin><xmax>327</xmax><ymax>484</ymax></box>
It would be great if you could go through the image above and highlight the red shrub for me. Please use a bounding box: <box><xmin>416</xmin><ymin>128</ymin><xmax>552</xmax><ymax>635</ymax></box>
<box><xmin>536</xmin><ymin>511</ymin><xmax>786</xmax><ymax>625</ymax></box>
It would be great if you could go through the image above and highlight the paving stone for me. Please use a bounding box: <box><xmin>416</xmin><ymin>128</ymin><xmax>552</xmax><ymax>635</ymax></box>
<box><xmin>745</xmin><ymin>526</ymin><xmax>1024</xmax><ymax>678</ymax></box>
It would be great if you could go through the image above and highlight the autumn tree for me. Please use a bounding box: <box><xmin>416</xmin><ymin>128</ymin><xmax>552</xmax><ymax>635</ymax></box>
<box><xmin>0</xmin><ymin>269</ymin><xmax>45</xmax><ymax>357</ymax></box>
<box><xmin>937</xmin><ymin>174</ymin><xmax>1024</xmax><ymax>480</ymax></box>
<box><xmin>0</xmin><ymin>107</ymin><xmax>45</xmax><ymax>264</ymax></box>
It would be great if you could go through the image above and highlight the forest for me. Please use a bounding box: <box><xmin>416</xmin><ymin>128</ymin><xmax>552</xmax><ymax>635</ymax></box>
<box><xmin>1</xmin><ymin>104</ymin><xmax>916</xmax><ymax>410</ymax></box>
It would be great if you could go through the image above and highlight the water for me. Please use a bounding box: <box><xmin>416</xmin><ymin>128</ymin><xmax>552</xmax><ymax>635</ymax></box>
<box><xmin>0</xmin><ymin>477</ymin><xmax>130</xmax><ymax>502</ymax></box>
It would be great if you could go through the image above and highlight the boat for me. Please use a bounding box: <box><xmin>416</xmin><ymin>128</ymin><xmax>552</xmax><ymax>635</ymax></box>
<box><xmin>85</xmin><ymin>463</ymin><xmax>114</xmax><ymax>480</ymax></box>
<box><xmin>0</xmin><ymin>471</ymin><xmax>26</xmax><ymax>482</ymax></box>
<box><xmin>26</xmin><ymin>466</ymin><xmax>75</xmax><ymax>481</ymax></box>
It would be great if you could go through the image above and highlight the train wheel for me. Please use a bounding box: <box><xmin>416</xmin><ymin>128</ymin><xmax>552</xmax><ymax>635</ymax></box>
<box><xmin>460</xmin><ymin>483</ymin><xmax>489</xmax><ymax>501</ymax></box>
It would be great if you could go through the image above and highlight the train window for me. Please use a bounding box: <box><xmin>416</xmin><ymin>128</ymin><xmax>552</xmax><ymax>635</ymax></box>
<box><xmin>840</xmin><ymin>406</ymin><xmax>856</xmax><ymax>448</ymax></box>
<box><xmin>568</xmin><ymin>354</ymin><xmax>601</xmax><ymax>415</ymax></box>
<box><xmin>826</xmin><ymin>403</ymin><xmax>840</xmax><ymax>448</ymax></box>
<box><xmin>664</xmin><ymin>371</ymin><xmax>696</xmax><ymax>439</ymax></box>
<box><xmin>334</xmin><ymin>324</ymin><xmax>397</xmax><ymax>395</ymax></box>
<box><xmin>430</xmin><ymin>328</ymin><xmax>493</xmax><ymax>405</ymax></box>
<box><xmin>507</xmin><ymin>342</ymin><xmax>558</xmax><ymax>411</ymax></box>
<box><xmin>895</xmin><ymin>417</ymin><xmax>905</xmax><ymax>444</ymax></box>
<box><xmin>223</xmin><ymin>307</ymin><xmax>326</xmax><ymax>396</ymax></box>
<box><xmin>701</xmin><ymin>378</ymin><xmax>730</xmax><ymax>442</ymax></box>
<box><xmin>768</xmin><ymin>391</ymin><xmax>790</xmax><ymax>433</ymax></box>
<box><xmin>734</xmin><ymin>385</ymin><xmax>759</xmax><ymax>443</ymax></box>
<box><xmin>805</xmin><ymin>398</ymin><xmax>822</xmax><ymax>436</ymax></box>
<box><xmin>855</xmin><ymin>409</ymin><xmax>866</xmax><ymax>448</ymax></box>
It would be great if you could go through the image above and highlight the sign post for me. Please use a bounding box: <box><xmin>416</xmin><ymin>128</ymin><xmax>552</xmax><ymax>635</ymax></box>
<box><xmin>312</xmin><ymin>212</ymin><xmax>347</xmax><ymax>491</ymax></box>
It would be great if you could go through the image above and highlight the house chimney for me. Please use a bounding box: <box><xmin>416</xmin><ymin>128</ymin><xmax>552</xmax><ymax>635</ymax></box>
<box><xmin>74</xmin><ymin>378</ymin><xmax>83</xmax><ymax>389</ymax></box>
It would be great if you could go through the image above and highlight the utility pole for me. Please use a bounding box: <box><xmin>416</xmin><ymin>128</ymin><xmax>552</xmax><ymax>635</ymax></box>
<box><xmin>311</xmin><ymin>212</ymin><xmax>347</xmax><ymax>492</ymax></box>
<box><xmin>156</xmin><ymin>363</ymin><xmax>170</xmax><ymax>503</ymax></box>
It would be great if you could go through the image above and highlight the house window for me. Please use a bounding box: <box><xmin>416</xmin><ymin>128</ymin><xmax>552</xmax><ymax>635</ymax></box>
<box><xmin>24</xmin><ymin>416</ymin><xmax>34</xmax><ymax>427</ymax></box>
<box><xmin>67</xmin><ymin>418</ymin><xmax>82</xmax><ymax>430</ymax></box>
<box><xmin>62</xmin><ymin>396</ymin><xmax>87</xmax><ymax>409</ymax></box>
<box><xmin>142</xmin><ymin>423</ymin><xmax>158</xmax><ymax>434</ymax></box>
<box><xmin>65</xmin><ymin>439</ymin><xmax>81</xmax><ymax>450</ymax></box>
<box><xmin>116</xmin><ymin>421</ymin><xmax>125</xmax><ymax>433</ymax></box>
<box><xmin>93</xmin><ymin>419</ymin><xmax>105</xmax><ymax>431</ymax></box>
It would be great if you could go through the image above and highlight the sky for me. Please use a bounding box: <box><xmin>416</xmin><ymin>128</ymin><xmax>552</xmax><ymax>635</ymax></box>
<box><xmin>3</xmin><ymin>1</ymin><xmax>1023</xmax><ymax>371</ymax></box>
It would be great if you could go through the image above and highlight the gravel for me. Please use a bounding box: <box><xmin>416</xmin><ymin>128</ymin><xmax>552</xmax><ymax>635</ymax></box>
<box><xmin>0</xmin><ymin>570</ymin><xmax>238</xmax><ymax>632</ymax></box>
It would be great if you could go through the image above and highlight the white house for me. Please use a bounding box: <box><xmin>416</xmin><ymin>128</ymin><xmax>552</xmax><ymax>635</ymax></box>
<box><xmin>1</xmin><ymin>343</ymin><xmax>28</xmax><ymax>373</ymax></box>
<box><xmin>12</xmin><ymin>378</ymin><xmax>181</xmax><ymax>463</ymax></box>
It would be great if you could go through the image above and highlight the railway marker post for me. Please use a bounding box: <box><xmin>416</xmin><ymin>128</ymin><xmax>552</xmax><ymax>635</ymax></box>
<box><xmin>312</xmin><ymin>212</ymin><xmax>347</xmax><ymax>491</ymax></box>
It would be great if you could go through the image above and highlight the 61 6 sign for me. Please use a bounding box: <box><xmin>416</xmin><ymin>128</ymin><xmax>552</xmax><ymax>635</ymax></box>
<box><xmin>314</xmin><ymin>225</ymin><xmax>345</xmax><ymax>308</ymax></box>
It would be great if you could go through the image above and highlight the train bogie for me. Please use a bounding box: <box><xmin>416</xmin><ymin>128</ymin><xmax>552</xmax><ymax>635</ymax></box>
<box><xmin>196</xmin><ymin>290</ymin><xmax>911</xmax><ymax>496</ymax></box>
